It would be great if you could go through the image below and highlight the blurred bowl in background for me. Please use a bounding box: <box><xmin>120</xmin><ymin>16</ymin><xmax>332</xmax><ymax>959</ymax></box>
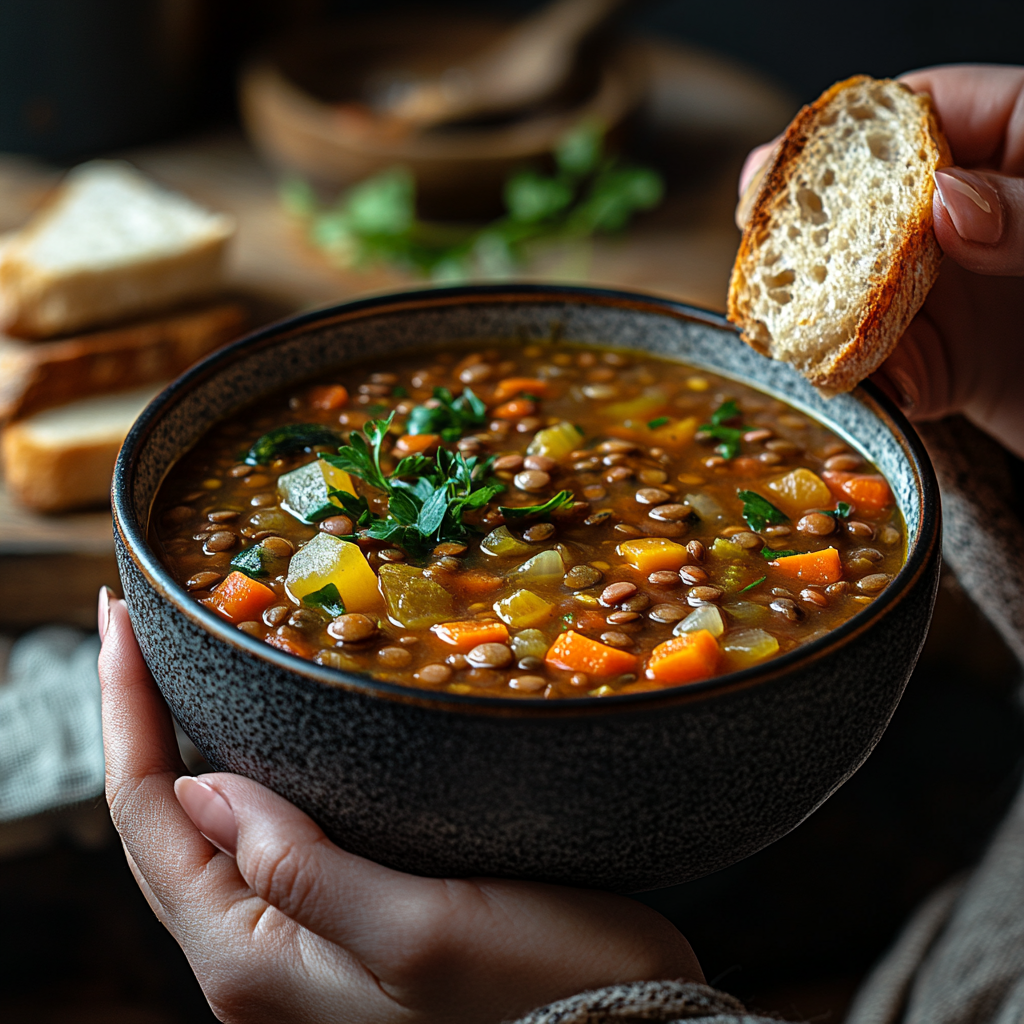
<box><xmin>239</xmin><ymin>15</ymin><xmax>646</xmax><ymax>219</ymax></box>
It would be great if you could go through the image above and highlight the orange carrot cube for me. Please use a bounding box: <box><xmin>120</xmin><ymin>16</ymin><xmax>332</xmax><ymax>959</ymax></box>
<box><xmin>645</xmin><ymin>630</ymin><xmax>721</xmax><ymax>685</ymax></box>
<box><xmin>308</xmin><ymin>384</ymin><xmax>349</xmax><ymax>410</ymax></box>
<box><xmin>201</xmin><ymin>571</ymin><xmax>277</xmax><ymax>625</ymax></box>
<box><xmin>432</xmin><ymin>620</ymin><xmax>510</xmax><ymax>649</ymax></box>
<box><xmin>823</xmin><ymin>470</ymin><xmax>894</xmax><ymax>516</ymax></box>
<box><xmin>770</xmin><ymin>547</ymin><xmax>843</xmax><ymax>584</ymax></box>
<box><xmin>545</xmin><ymin>630</ymin><xmax>638</xmax><ymax>677</ymax></box>
<box><xmin>492</xmin><ymin>377</ymin><xmax>549</xmax><ymax>402</ymax></box>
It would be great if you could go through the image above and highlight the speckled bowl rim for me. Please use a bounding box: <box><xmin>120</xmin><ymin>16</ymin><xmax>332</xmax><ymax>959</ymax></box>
<box><xmin>112</xmin><ymin>284</ymin><xmax>941</xmax><ymax>719</ymax></box>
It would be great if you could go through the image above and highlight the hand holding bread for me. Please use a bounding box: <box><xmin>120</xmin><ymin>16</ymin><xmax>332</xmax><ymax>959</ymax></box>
<box><xmin>731</xmin><ymin>65</ymin><xmax>1024</xmax><ymax>458</ymax></box>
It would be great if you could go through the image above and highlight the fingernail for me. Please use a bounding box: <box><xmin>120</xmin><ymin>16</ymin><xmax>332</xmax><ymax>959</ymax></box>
<box><xmin>934</xmin><ymin>168</ymin><xmax>1003</xmax><ymax>244</ymax></box>
<box><xmin>98</xmin><ymin>586</ymin><xmax>114</xmax><ymax>640</ymax></box>
<box><xmin>174</xmin><ymin>776</ymin><xmax>238</xmax><ymax>856</ymax></box>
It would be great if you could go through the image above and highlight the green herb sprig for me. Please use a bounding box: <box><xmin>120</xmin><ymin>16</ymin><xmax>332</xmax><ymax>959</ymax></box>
<box><xmin>737</xmin><ymin>490</ymin><xmax>790</xmax><ymax>532</ymax></box>
<box><xmin>761</xmin><ymin>546</ymin><xmax>799</xmax><ymax>560</ymax></box>
<box><xmin>739</xmin><ymin>575</ymin><xmax>767</xmax><ymax>593</ymax></box>
<box><xmin>406</xmin><ymin>387</ymin><xmax>488</xmax><ymax>442</ymax></box>
<box><xmin>699</xmin><ymin>400</ymin><xmax>747</xmax><ymax>460</ymax></box>
<box><xmin>498</xmin><ymin>490</ymin><xmax>575</xmax><ymax>520</ymax></box>
<box><xmin>304</xmin><ymin>583</ymin><xmax>346</xmax><ymax>618</ymax></box>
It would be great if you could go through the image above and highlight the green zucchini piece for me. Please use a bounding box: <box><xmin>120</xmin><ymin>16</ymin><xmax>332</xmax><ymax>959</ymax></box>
<box><xmin>245</xmin><ymin>424</ymin><xmax>343</xmax><ymax>466</ymax></box>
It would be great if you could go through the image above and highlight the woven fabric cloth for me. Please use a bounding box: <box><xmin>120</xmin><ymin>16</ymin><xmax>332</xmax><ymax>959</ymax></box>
<box><xmin>0</xmin><ymin>625</ymin><xmax>104</xmax><ymax>822</ymax></box>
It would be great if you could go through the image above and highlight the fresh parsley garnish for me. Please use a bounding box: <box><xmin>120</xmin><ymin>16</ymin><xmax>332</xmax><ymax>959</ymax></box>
<box><xmin>762</xmin><ymin>546</ymin><xmax>799</xmax><ymax>560</ymax></box>
<box><xmin>392</xmin><ymin>386</ymin><xmax>408</xmax><ymax>398</ymax></box>
<box><xmin>737</xmin><ymin>490</ymin><xmax>790</xmax><ymax>532</ymax></box>
<box><xmin>498</xmin><ymin>490</ymin><xmax>575</xmax><ymax>520</ymax></box>
<box><xmin>406</xmin><ymin>387</ymin><xmax>488</xmax><ymax>442</ymax></box>
<box><xmin>245</xmin><ymin>424</ymin><xmax>344</xmax><ymax>466</ymax></box>
<box><xmin>303</xmin><ymin>583</ymin><xmax>346</xmax><ymax>618</ymax></box>
<box><xmin>230</xmin><ymin>546</ymin><xmax>271</xmax><ymax>579</ymax></box>
<box><xmin>321</xmin><ymin>418</ymin><xmax>504</xmax><ymax>558</ymax></box>
<box><xmin>827</xmin><ymin>502</ymin><xmax>852</xmax><ymax>519</ymax></box>
<box><xmin>740</xmin><ymin>575</ymin><xmax>767</xmax><ymax>593</ymax></box>
<box><xmin>647</xmin><ymin>416</ymin><xmax>670</xmax><ymax>430</ymax></box>
<box><xmin>699</xmin><ymin>400</ymin><xmax>746</xmax><ymax>459</ymax></box>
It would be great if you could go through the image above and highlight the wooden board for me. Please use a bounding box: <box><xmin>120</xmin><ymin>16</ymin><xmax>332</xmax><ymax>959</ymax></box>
<box><xmin>0</xmin><ymin>40</ymin><xmax>795</xmax><ymax>627</ymax></box>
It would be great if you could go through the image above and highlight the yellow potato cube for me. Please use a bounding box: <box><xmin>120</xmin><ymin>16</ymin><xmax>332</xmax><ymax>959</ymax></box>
<box><xmin>649</xmin><ymin>416</ymin><xmax>699</xmax><ymax>447</ymax></box>
<box><xmin>527</xmin><ymin>422</ymin><xmax>583</xmax><ymax>461</ymax></box>
<box><xmin>286</xmin><ymin>533</ymin><xmax>383</xmax><ymax>614</ymax></box>
<box><xmin>493</xmin><ymin>589</ymin><xmax>556</xmax><ymax>629</ymax></box>
<box><xmin>616</xmin><ymin>538</ymin><xmax>689</xmax><ymax>574</ymax></box>
<box><xmin>766</xmin><ymin>468</ymin><xmax>832</xmax><ymax>516</ymax></box>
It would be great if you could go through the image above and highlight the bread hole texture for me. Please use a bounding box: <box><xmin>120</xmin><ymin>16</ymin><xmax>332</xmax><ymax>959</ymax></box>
<box><xmin>734</xmin><ymin>78</ymin><xmax>940</xmax><ymax>383</ymax></box>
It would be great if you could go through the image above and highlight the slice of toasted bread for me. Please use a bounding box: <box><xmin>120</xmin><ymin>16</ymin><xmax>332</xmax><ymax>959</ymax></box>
<box><xmin>0</xmin><ymin>161</ymin><xmax>235</xmax><ymax>339</ymax></box>
<box><xmin>727</xmin><ymin>76</ymin><xmax>951</xmax><ymax>394</ymax></box>
<box><xmin>0</xmin><ymin>301</ymin><xmax>246</xmax><ymax>424</ymax></box>
<box><xmin>1</xmin><ymin>384</ymin><xmax>163</xmax><ymax>513</ymax></box>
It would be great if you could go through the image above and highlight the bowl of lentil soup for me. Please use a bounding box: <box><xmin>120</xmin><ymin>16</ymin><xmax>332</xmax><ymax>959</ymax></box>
<box><xmin>113</xmin><ymin>284</ymin><xmax>940</xmax><ymax>891</ymax></box>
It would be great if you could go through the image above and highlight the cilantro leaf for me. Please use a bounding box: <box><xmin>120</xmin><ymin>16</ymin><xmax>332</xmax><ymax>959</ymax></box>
<box><xmin>245</xmin><ymin>424</ymin><xmax>343</xmax><ymax>466</ymax></box>
<box><xmin>647</xmin><ymin>416</ymin><xmax>670</xmax><ymax>430</ymax></box>
<box><xmin>229</xmin><ymin>546</ymin><xmax>272</xmax><ymax>579</ymax></box>
<box><xmin>762</xmin><ymin>546</ymin><xmax>799</xmax><ymax>560</ymax></box>
<box><xmin>737</xmin><ymin>490</ymin><xmax>790</xmax><ymax>532</ymax></box>
<box><xmin>740</xmin><ymin>575</ymin><xmax>767</xmax><ymax>593</ymax></box>
<box><xmin>406</xmin><ymin>387</ymin><xmax>488</xmax><ymax>439</ymax></box>
<box><xmin>303</xmin><ymin>583</ymin><xmax>345</xmax><ymax>618</ymax></box>
<box><xmin>498</xmin><ymin>490</ymin><xmax>575</xmax><ymax>520</ymax></box>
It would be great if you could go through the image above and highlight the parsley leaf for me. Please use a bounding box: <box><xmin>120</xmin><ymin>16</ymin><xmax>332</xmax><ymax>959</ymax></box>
<box><xmin>737</xmin><ymin>490</ymin><xmax>790</xmax><ymax>532</ymax></box>
<box><xmin>321</xmin><ymin>414</ymin><xmax>394</xmax><ymax>492</ymax></box>
<box><xmin>245</xmin><ymin>423</ymin><xmax>344</xmax><ymax>466</ymax></box>
<box><xmin>498</xmin><ymin>490</ymin><xmax>575</xmax><ymax>520</ymax></box>
<box><xmin>303</xmin><ymin>583</ymin><xmax>346</xmax><ymax>618</ymax></box>
<box><xmin>740</xmin><ymin>575</ymin><xmax>767</xmax><ymax>593</ymax></box>
<box><xmin>698</xmin><ymin>400</ymin><xmax>746</xmax><ymax>459</ymax></box>
<box><xmin>406</xmin><ymin>387</ymin><xmax>488</xmax><ymax>441</ymax></box>
<box><xmin>829</xmin><ymin>502</ymin><xmax>852</xmax><ymax>519</ymax></box>
<box><xmin>647</xmin><ymin>416</ymin><xmax>670</xmax><ymax>430</ymax></box>
<box><xmin>762</xmin><ymin>546</ymin><xmax>799</xmax><ymax>560</ymax></box>
<box><xmin>229</xmin><ymin>546</ymin><xmax>272</xmax><ymax>579</ymax></box>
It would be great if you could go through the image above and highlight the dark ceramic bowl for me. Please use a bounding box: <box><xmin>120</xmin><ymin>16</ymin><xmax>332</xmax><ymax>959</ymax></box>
<box><xmin>112</xmin><ymin>284</ymin><xmax>940</xmax><ymax>893</ymax></box>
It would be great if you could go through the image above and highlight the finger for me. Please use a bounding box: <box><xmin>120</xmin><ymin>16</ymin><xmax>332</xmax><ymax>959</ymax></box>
<box><xmin>735</xmin><ymin>138</ymin><xmax>780</xmax><ymax>230</ymax></box>
<box><xmin>99</xmin><ymin>594</ymin><xmax>247</xmax><ymax>919</ymax></box>
<box><xmin>932</xmin><ymin>167</ymin><xmax>1024</xmax><ymax>275</ymax></box>
<box><xmin>900</xmin><ymin>65</ymin><xmax>1024</xmax><ymax>174</ymax></box>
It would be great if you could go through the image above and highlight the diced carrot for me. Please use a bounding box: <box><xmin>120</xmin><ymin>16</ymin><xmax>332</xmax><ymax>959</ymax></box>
<box><xmin>201</xmin><ymin>571</ymin><xmax>277</xmax><ymax>625</ymax></box>
<box><xmin>492</xmin><ymin>397</ymin><xmax>537</xmax><ymax>420</ymax></box>
<box><xmin>432</xmin><ymin>620</ymin><xmax>510</xmax><ymax>649</ymax></box>
<box><xmin>492</xmin><ymin>377</ymin><xmax>549</xmax><ymax>402</ymax></box>
<box><xmin>574</xmin><ymin>610</ymin><xmax>608</xmax><ymax>633</ymax></box>
<box><xmin>770</xmin><ymin>547</ymin><xmax>843</xmax><ymax>585</ymax></box>
<box><xmin>455</xmin><ymin>570</ymin><xmax>505</xmax><ymax>597</ymax></box>
<box><xmin>645</xmin><ymin>630</ymin><xmax>720</xmax><ymax>686</ymax></box>
<box><xmin>730</xmin><ymin>456</ymin><xmax>761</xmax><ymax>476</ymax></box>
<box><xmin>545</xmin><ymin>630</ymin><xmax>638</xmax><ymax>677</ymax></box>
<box><xmin>264</xmin><ymin>633</ymin><xmax>315</xmax><ymax>659</ymax></box>
<box><xmin>394</xmin><ymin>433</ymin><xmax>440</xmax><ymax>456</ymax></box>
<box><xmin>309</xmin><ymin>384</ymin><xmax>349</xmax><ymax>410</ymax></box>
<box><xmin>617</xmin><ymin>537</ymin><xmax>689</xmax><ymax>574</ymax></box>
<box><xmin>823</xmin><ymin>470</ymin><xmax>894</xmax><ymax>516</ymax></box>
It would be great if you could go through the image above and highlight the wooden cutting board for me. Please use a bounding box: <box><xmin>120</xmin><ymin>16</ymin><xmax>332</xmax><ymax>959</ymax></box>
<box><xmin>0</xmin><ymin>39</ymin><xmax>794</xmax><ymax>628</ymax></box>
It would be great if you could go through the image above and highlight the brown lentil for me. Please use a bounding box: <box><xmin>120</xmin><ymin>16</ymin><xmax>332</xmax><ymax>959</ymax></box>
<box><xmin>203</xmin><ymin>531</ymin><xmax>237</xmax><ymax>553</ymax></box>
<box><xmin>601</xmin><ymin>582</ymin><xmax>638</xmax><ymax>605</ymax></box>
<box><xmin>648</xmin><ymin>570</ymin><xmax>681</xmax><ymax>586</ymax></box>
<box><xmin>515</xmin><ymin>469</ymin><xmax>551</xmax><ymax>492</ymax></box>
<box><xmin>798</xmin><ymin>513</ymin><xmax>836</xmax><ymax>536</ymax></box>
<box><xmin>186</xmin><ymin>571</ymin><xmax>222</xmax><ymax>590</ymax></box>
<box><xmin>467</xmin><ymin>643</ymin><xmax>514</xmax><ymax>669</ymax></box>
<box><xmin>688</xmin><ymin>585</ymin><xmax>724</xmax><ymax>604</ymax></box>
<box><xmin>328</xmin><ymin>614</ymin><xmax>378</xmax><ymax>643</ymax></box>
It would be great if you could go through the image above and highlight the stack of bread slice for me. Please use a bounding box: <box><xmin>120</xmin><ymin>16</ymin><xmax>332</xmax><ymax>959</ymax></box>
<box><xmin>0</xmin><ymin>161</ymin><xmax>244</xmax><ymax>513</ymax></box>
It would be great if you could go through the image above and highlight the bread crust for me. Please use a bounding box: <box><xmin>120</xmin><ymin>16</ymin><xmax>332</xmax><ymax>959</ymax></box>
<box><xmin>727</xmin><ymin>76</ymin><xmax>952</xmax><ymax>394</ymax></box>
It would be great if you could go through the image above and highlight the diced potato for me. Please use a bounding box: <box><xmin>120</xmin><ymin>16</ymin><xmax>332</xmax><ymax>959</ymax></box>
<box><xmin>493</xmin><ymin>589</ymin><xmax>556</xmax><ymax>628</ymax></box>
<box><xmin>617</xmin><ymin>537</ymin><xmax>689</xmax><ymax>574</ymax></box>
<box><xmin>674</xmin><ymin>604</ymin><xmax>726</xmax><ymax>638</ymax></box>
<box><xmin>377</xmin><ymin>563</ymin><xmax>454</xmax><ymax>628</ymax></box>
<box><xmin>278</xmin><ymin>459</ymin><xmax>357</xmax><ymax>524</ymax></box>
<box><xmin>603</xmin><ymin>387</ymin><xmax>669</xmax><ymax>424</ymax></box>
<box><xmin>766</xmin><ymin>468</ymin><xmax>832</xmax><ymax>516</ymax></box>
<box><xmin>480</xmin><ymin>526</ymin><xmax>534</xmax><ymax>557</ymax></box>
<box><xmin>649</xmin><ymin>416</ymin><xmax>699</xmax><ymax>447</ymax></box>
<box><xmin>527</xmin><ymin>421</ymin><xmax>583</xmax><ymax>460</ymax></box>
<box><xmin>285</xmin><ymin>533</ymin><xmax>383</xmax><ymax>614</ymax></box>
<box><xmin>511</xmin><ymin>629</ymin><xmax>549</xmax><ymax>661</ymax></box>
<box><xmin>723</xmin><ymin>628</ymin><xmax>780</xmax><ymax>669</ymax></box>
<box><xmin>509</xmin><ymin>548</ymin><xmax>565</xmax><ymax>584</ymax></box>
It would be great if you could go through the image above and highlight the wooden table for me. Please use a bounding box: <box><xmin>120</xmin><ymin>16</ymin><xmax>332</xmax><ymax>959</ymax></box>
<box><xmin>0</xmin><ymin>40</ymin><xmax>795</xmax><ymax>629</ymax></box>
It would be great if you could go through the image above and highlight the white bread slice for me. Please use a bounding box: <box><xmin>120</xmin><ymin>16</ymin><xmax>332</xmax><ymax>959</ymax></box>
<box><xmin>0</xmin><ymin>301</ymin><xmax>246</xmax><ymax>423</ymax></box>
<box><xmin>1</xmin><ymin>384</ymin><xmax>162</xmax><ymax>513</ymax></box>
<box><xmin>727</xmin><ymin>76</ymin><xmax>951</xmax><ymax>394</ymax></box>
<box><xmin>0</xmin><ymin>161</ymin><xmax>235</xmax><ymax>339</ymax></box>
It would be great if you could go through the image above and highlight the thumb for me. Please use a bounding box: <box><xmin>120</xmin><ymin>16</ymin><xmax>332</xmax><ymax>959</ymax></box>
<box><xmin>933</xmin><ymin>167</ymin><xmax>1024</xmax><ymax>275</ymax></box>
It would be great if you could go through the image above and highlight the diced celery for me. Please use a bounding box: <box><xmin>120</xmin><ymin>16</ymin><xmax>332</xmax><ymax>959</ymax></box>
<box><xmin>509</xmin><ymin>548</ymin><xmax>564</xmax><ymax>583</ymax></box>
<box><xmin>480</xmin><ymin>526</ymin><xmax>534</xmax><ymax>557</ymax></box>
<box><xmin>710</xmin><ymin>536</ymin><xmax>745</xmax><ymax>560</ymax></box>
<box><xmin>723</xmin><ymin>601</ymin><xmax>768</xmax><ymax>623</ymax></box>
<box><xmin>493</xmin><ymin>589</ymin><xmax>556</xmax><ymax>628</ymax></box>
<box><xmin>723</xmin><ymin>628</ymin><xmax>780</xmax><ymax>668</ymax></box>
<box><xmin>527</xmin><ymin>421</ymin><xmax>583</xmax><ymax>460</ymax></box>
<box><xmin>766</xmin><ymin>468</ymin><xmax>832</xmax><ymax>515</ymax></box>
<box><xmin>673</xmin><ymin>604</ymin><xmax>726</xmax><ymax>638</ymax></box>
<box><xmin>511</xmin><ymin>629</ymin><xmax>549</xmax><ymax>660</ymax></box>
<box><xmin>684</xmin><ymin>492</ymin><xmax>724</xmax><ymax>520</ymax></box>
<box><xmin>285</xmin><ymin>533</ymin><xmax>382</xmax><ymax>614</ymax></box>
<box><xmin>378</xmin><ymin>563</ymin><xmax>454</xmax><ymax>629</ymax></box>
<box><xmin>279</xmin><ymin>459</ymin><xmax>357</xmax><ymax>524</ymax></box>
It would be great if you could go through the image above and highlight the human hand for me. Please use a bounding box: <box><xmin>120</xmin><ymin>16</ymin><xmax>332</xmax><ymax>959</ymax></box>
<box><xmin>98</xmin><ymin>589</ymin><xmax>702</xmax><ymax>1024</ymax></box>
<box><xmin>737</xmin><ymin>65</ymin><xmax>1024</xmax><ymax>458</ymax></box>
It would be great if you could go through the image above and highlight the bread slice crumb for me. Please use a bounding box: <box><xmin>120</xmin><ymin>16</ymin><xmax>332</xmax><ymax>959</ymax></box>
<box><xmin>0</xmin><ymin>161</ymin><xmax>235</xmax><ymax>339</ymax></box>
<box><xmin>727</xmin><ymin>76</ymin><xmax>951</xmax><ymax>394</ymax></box>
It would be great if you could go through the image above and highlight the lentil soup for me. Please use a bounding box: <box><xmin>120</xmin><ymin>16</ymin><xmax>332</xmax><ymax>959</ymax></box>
<box><xmin>151</xmin><ymin>343</ymin><xmax>905</xmax><ymax>699</ymax></box>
